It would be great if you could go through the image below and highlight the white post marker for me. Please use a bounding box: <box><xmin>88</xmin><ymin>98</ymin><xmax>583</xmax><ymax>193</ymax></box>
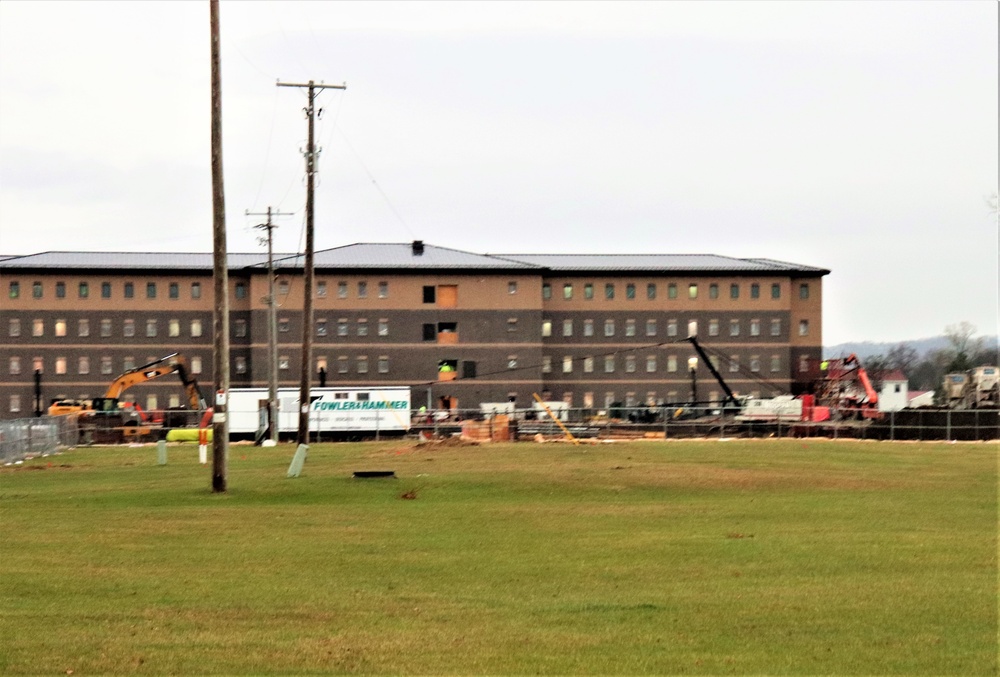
<box><xmin>287</xmin><ymin>444</ymin><xmax>308</xmax><ymax>478</ymax></box>
<box><xmin>157</xmin><ymin>439</ymin><xmax>167</xmax><ymax>465</ymax></box>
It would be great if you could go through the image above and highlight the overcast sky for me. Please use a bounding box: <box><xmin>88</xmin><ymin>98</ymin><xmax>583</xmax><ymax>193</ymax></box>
<box><xmin>0</xmin><ymin>1</ymin><xmax>996</xmax><ymax>345</ymax></box>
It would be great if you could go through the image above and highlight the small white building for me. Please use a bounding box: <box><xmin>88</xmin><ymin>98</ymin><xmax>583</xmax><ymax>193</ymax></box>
<box><xmin>878</xmin><ymin>370</ymin><xmax>910</xmax><ymax>412</ymax></box>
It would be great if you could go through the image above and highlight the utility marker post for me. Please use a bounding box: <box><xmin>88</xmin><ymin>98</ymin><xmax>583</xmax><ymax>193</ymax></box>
<box><xmin>247</xmin><ymin>206</ymin><xmax>293</xmax><ymax>444</ymax></box>
<box><xmin>276</xmin><ymin>79</ymin><xmax>346</xmax><ymax>445</ymax></box>
<box><xmin>210</xmin><ymin>0</ymin><xmax>229</xmax><ymax>492</ymax></box>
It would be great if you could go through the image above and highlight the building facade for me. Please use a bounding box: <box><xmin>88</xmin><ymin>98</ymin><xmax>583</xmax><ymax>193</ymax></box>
<box><xmin>0</xmin><ymin>243</ymin><xmax>828</xmax><ymax>418</ymax></box>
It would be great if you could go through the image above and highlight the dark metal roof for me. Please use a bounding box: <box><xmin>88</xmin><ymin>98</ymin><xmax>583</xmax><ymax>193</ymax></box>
<box><xmin>495</xmin><ymin>253</ymin><xmax>829</xmax><ymax>274</ymax></box>
<box><xmin>0</xmin><ymin>246</ymin><xmax>829</xmax><ymax>275</ymax></box>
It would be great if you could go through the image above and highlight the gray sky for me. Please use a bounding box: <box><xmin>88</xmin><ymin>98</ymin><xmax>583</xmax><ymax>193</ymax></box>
<box><xmin>1</xmin><ymin>1</ymin><xmax>996</xmax><ymax>345</ymax></box>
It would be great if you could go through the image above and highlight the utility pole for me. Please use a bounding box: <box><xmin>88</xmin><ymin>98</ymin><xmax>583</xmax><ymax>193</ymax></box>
<box><xmin>210</xmin><ymin>0</ymin><xmax>229</xmax><ymax>492</ymax></box>
<box><xmin>246</xmin><ymin>206</ymin><xmax>293</xmax><ymax>444</ymax></box>
<box><xmin>276</xmin><ymin>79</ymin><xmax>346</xmax><ymax>444</ymax></box>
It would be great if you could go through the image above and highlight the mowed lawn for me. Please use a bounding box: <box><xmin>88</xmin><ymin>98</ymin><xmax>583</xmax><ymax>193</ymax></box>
<box><xmin>0</xmin><ymin>438</ymin><xmax>995</xmax><ymax>675</ymax></box>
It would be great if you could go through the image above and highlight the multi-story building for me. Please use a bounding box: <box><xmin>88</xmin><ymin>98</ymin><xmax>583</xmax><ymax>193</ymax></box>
<box><xmin>0</xmin><ymin>242</ymin><xmax>828</xmax><ymax>418</ymax></box>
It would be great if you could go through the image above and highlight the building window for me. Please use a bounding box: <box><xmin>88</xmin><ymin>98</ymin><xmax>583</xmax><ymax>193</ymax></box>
<box><xmin>101</xmin><ymin>356</ymin><xmax>113</xmax><ymax>375</ymax></box>
<box><xmin>625</xmin><ymin>355</ymin><xmax>636</xmax><ymax>373</ymax></box>
<box><xmin>750</xmin><ymin>356</ymin><xmax>761</xmax><ymax>372</ymax></box>
<box><xmin>507</xmin><ymin>318</ymin><xmax>518</xmax><ymax>333</ymax></box>
<box><xmin>78</xmin><ymin>356</ymin><xmax>90</xmax><ymax>375</ymax></box>
<box><xmin>799</xmin><ymin>355</ymin><xmax>810</xmax><ymax>373</ymax></box>
<box><xmin>646</xmin><ymin>319</ymin><xmax>657</xmax><ymax>336</ymax></box>
<box><xmin>667</xmin><ymin>283</ymin><xmax>677</xmax><ymax>300</ymax></box>
<box><xmin>583</xmin><ymin>319</ymin><xmax>594</xmax><ymax>337</ymax></box>
<box><xmin>542</xmin><ymin>356</ymin><xmax>552</xmax><ymax>373</ymax></box>
<box><xmin>169</xmin><ymin>319</ymin><xmax>180</xmax><ymax>337</ymax></box>
<box><xmin>234</xmin><ymin>282</ymin><xmax>247</xmax><ymax>299</ymax></box>
<box><xmin>125</xmin><ymin>319</ymin><xmax>138</xmax><ymax>339</ymax></box>
<box><xmin>234</xmin><ymin>319</ymin><xmax>247</xmax><ymax>338</ymax></box>
<box><xmin>422</xmin><ymin>285</ymin><xmax>435</xmax><ymax>303</ymax></box>
<box><xmin>799</xmin><ymin>283</ymin><xmax>810</xmax><ymax>300</ymax></box>
<box><xmin>123</xmin><ymin>356</ymin><xmax>135</xmax><ymax>371</ymax></box>
<box><xmin>357</xmin><ymin>319</ymin><xmax>368</xmax><ymax>336</ymax></box>
<box><xmin>626</xmin><ymin>283</ymin><xmax>636</xmax><ymax>299</ymax></box>
<box><xmin>124</xmin><ymin>282</ymin><xmax>134</xmax><ymax>299</ymax></box>
<box><xmin>336</xmin><ymin>281</ymin><xmax>347</xmax><ymax>299</ymax></box>
<box><xmin>55</xmin><ymin>357</ymin><xmax>67</xmax><ymax>375</ymax></box>
<box><xmin>191</xmin><ymin>356</ymin><xmax>202</xmax><ymax>374</ymax></box>
<box><xmin>169</xmin><ymin>282</ymin><xmax>179</xmax><ymax>299</ymax></box>
<box><xmin>32</xmin><ymin>319</ymin><xmax>43</xmax><ymax>337</ymax></box>
<box><xmin>688</xmin><ymin>320</ymin><xmax>698</xmax><ymax>337</ymax></box>
<box><xmin>55</xmin><ymin>319</ymin><xmax>67</xmax><ymax>337</ymax></box>
<box><xmin>729</xmin><ymin>320</ymin><xmax>740</xmax><ymax>337</ymax></box>
<box><xmin>378</xmin><ymin>320</ymin><xmax>389</xmax><ymax>337</ymax></box>
<box><xmin>191</xmin><ymin>282</ymin><xmax>201</xmax><ymax>299</ymax></box>
<box><xmin>771</xmin><ymin>318</ymin><xmax>781</xmax><ymax>336</ymax></box>
<box><xmin>33</xmin><ymin>357</ymin><xmax>43</xmax><ymax>372</ymax></box>
<box><xmin>688</xmin><ymin>284</ymin><xmax>697</xmax><ymax>299</ymax></box>
<box><xmin>729</xmin><ymin>356</ymin><xmax>739</xmax><ymax>373</ymax></box>
<box><xmin>357</xmin><ymin>356</ymin><xmax>369</xmax><ymax>374</ymax></box>
<box><xmin>337</xmin><ymin>319</ymin><xmax>348</xmax><ymax>337</ymax></box>
<box><xmin>508</xmin><ymin>281</ymin><xmax>518</xmax><ymax>295</ymax></box>
<box><xmin>708</xmin><ymin>319</ymin><xmax>719</xmax><ymax>337</ymax></box>
<box><xmin>709</xmin><ymin>283</ymin><xmax>719</xmax><ymax>300</ymax></box>
<box><xmin>563</xmin><ymin>283</ymin><xmax>573</xmax><ymax>300</ymax></box>
<box><xmin>190</xmin><ymin>319</ymin><xmax>203</xmax><ymax>337</ymax></box>
<box><xmin>279</xmin><ymin>356</ymin><xmax>290</xmax><ymax>370</ymax></box>
<box><xmin>584</xmin><ymin>283</ymin><xmax>594</xmax><ymax>300</ymax></box>
<box><xmin>378</xmin><ymin>281</ymin><xmax>388</xmax><ymax>298</ymax></box>
<box><xmin>604</xmin><ymin>356</ymin><xmax>615</xmax><ymax>373</ymax></box>
<box><xmin>625</xmin><ymin>319</ymin><xmax>636</xmax><ymax>337</ymax></box>
<box><xmin>9</xmin><ymin>357</ymin><xmax>21</xmax><ymax>375</ymax></box>
<box><xmin>235</xmin><ymin>356</ymin><xmax>247</xmax><ymax>374</ymax></box>
<box><xmin>9</xmin><ymin>395</ymin><xmax>21</xmax><ymax>413</ymax></box>
<box><xmin>146</xmin><ymin>282</ymin><xmax>157</xmax><ymax>299</ymax></box>
<box><xmin>750</xmin><ymin>319</ymin><xmax>761</xmax><ymax>336</ymax></box>
<box><xmin>273</xmin><ymin>318</ymin><xmax>287</xmax><ymax>333</ymax></box>
<box><xmin>146</xmin><ymin>395</ymin><xmax>158</xmax><ymax>412</ymax></box>
<box><xmin>750</xmin><ymin>283</ymin><xmax>760</xmax><ymax>299</ymax></box>
<box><xmin>146</xmin><ymin>319</ymin><xmax>157</xmax><ymax>337</ymax></box>
<box><xmin>98</xmin><ymin>282</ymin><xmax>110</xmax><ymax>299</ymax></box>
<box><xmin>646</xmin><ymin>356</ymin><xmax>657</xmax><ymax>373</ymax></box>
<box><xmin>799</xmin><ymin>319</ymin><xmax>809</xmax><ymax>336</ymax></box>
<box><xmin>317</xmin><ymin>281</ymin><xmax>328</xmax><ymax>298</ymax></box>
<box><xmin>583</xmin><ymin>357</ymin><xmax>594</xmax><ymax>373</ymax></box>
<box><xmin>562</xmin><ymin>356</ymin><xmax>573</xmax><ymax>373</ymax></box>
<box><xmin>563</xmin><ymin>319</ymin><xmax>573</xmax><ymax>337</ymax></box>
<box><xmin>668</xmin><ymin>355</ymin><xmax>677</xmax><ymax>372</ymax></box>
<box><xmin>378</xmin><ymin>356</ymin><xmax>389</xmax><ymax>374</ymax></box>
<box><xmin>730</xmin><ymin>284</ymin><xmax>739</xmax><ymax>299</ymax></box>
<box><xmin>9</xmin><ymin>281</ymin><xmax>19</xmax><ymax>299</ymax></box>
<box><xmin>770</xmin><ymin>355</ymin><xmax>781</xmax><ymax>372</ymax></box>
<box><xmin>316</xmin><ymin>320</ymin><xmax>328</xmax><ymax>337</ymax></box>
<box><xmin>358</xmin><ymin>281</ymin><xmax>368</xmax><ymax>298</ymax></box>
<box><xmin>101</xmin><ymin>319</ymin><xmax>112</xmax><ymax>337</ymax></box>
<box><xmin>507</xmin><ymin>356</ymin><xmax>518</xmax><ymax>370</ymax></box>
<box><xmin>56</xmin><ymin>282</ymin><xmax>66</xmax><ymax>298</ymax></box>
<box><xmin>604</xmin><ymin>319</ymin><xmax>615</xmax><ymax>337</ymax></box>
<box><xmin>771</xmin><ymin>283</ymin><xmax>781</xmax><ymax>299</ymax></box>
<box><xmin>336</xmin><ymin>356</ymin><xmax>348</xmax><ymax>373</ymax></box>
<box><xmin>647</xmin><ymin>283</ymin><xmax>656</xmax><ymax>300</ymax></box>
<box><xmin>32</xmin><ymin>281</ymin><xmax>43</xmax><ymax>298</ymax></box>
<box><xmin>667</xmin><ymin>319</ymin><xmax>677</xmax><ymax>337</ymax></box>
<box><xmin>605</xmin><ymin>283</ymin><xmax>615</xmax><ymax>300</ymax></box>
<box><xmin>541</xmin><ymin>320</ymin><xmax>552</xmax><ymax>338</ymax></box>
<box><xmin>8</xmin><ymin>318</ymin><xmax>20</xmax><ymax>337</ymax></box>
<box><xmin>542</xmin><ymin>283</ymin><xmax>551</xmax><ymax>300</ymax></box>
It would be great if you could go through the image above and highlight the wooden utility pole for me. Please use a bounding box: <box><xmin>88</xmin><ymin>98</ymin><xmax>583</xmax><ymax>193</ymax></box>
<box><xmin>210</xmin><ymin>0</ymin><xmax>229</xmax><ymax>492</ymax></box>
<box><xmin>276</xmin><ymin>79</ymin><xmax>346</xmax><ymax>444</ymax></box>
<box><xmin>246</xmin><ymin>206</ymin><xmax>293</xmax><ymax>444</ymax></box>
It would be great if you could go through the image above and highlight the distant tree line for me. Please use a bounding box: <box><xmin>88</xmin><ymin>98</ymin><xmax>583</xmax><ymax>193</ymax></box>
<box><xmin>860</xmin><ymin>322</ymin><xmax>998</xmax><ymax>398</ymax></box>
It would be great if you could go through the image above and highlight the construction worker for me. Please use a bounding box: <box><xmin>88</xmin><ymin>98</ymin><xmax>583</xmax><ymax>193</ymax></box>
<box><xmin>820</xmin><ymin>360</ymin><xmax>829</xmax><ymax>372</ymax></box>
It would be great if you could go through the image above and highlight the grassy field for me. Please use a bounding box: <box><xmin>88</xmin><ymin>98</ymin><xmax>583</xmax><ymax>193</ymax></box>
<box><xmin>0</xmin><ymin>438</ymin><xmax>995</xmax><ymax>675</ymax></box>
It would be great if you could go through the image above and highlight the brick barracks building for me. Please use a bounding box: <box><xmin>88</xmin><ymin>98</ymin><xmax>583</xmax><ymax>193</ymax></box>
<box><xmin>0</xmin><ymin>242</ymin><xmax>828</xmax><ymax>419</ymax></box>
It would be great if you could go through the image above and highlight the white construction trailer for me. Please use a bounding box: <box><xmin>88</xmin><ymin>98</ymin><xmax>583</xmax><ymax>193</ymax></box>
<box><xmin>227</xmin><ymin>387</ymin><xmax>411</xmax><ymax>439</ymax></box>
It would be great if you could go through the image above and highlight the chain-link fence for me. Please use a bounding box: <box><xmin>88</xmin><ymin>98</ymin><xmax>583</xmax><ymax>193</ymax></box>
<box><xmin>0</xmin><ymin>415</ymin><xmax>79</xmax><ymax>465</ymax></box>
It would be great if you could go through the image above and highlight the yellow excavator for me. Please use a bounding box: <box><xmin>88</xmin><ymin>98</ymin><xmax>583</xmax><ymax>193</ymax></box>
<box><xmin>48</xmin><ymin>353</ymin><xmax>206</xmax><ymax>442</ymax></box>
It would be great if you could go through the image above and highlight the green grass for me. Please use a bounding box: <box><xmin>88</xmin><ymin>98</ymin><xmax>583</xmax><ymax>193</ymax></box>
<box><xmin>1</xmin><ymin>439</ymin><xmax>996</xmax><ymax>675</ymax></box>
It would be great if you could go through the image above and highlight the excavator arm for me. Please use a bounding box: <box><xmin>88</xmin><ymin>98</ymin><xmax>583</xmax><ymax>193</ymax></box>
<box><xmin>101</xmin><ymin>353</ymin><xmax>206</xmax><ymax>411</ymax></box>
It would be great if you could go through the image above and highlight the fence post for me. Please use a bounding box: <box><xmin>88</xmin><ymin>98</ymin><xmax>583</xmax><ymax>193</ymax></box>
<box><xmin>946</xmin><ymin>409</ymin><xmax>951</xmax><ymax>441</ymax></box>
<box><xmin>890</xmin><ymin>410</ymin><xmax>895</xmax><ymax>441</ymax></box>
